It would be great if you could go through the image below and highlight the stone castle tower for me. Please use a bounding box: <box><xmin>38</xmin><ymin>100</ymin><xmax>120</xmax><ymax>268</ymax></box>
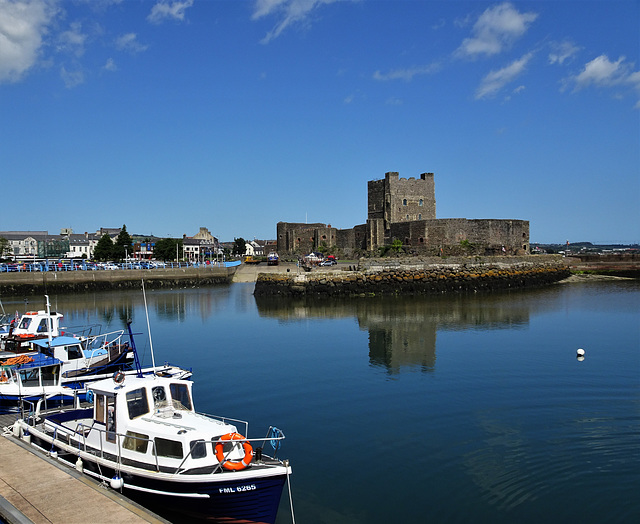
<box><xmin>367</xmin><ymin>172</ymin><xmax>436</xmax><ymax>251</ymax></box>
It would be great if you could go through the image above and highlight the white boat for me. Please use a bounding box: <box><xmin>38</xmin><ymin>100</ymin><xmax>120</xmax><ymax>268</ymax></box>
<box><xmin>0</xmin><ymin>352</ymin><xmax>82</xmax><ymax>407</ymax></box>
<box><xmin>12</xmin><ymin>372</ymin><xmax>291</xmax><ymax>523</ymax></box>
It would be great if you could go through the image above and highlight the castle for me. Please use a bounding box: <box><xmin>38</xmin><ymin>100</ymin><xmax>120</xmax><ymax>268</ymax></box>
<box><xmin>277</xmin><ymin>172</ymin><xmax>529</xmax><ymax>257</ymax></box>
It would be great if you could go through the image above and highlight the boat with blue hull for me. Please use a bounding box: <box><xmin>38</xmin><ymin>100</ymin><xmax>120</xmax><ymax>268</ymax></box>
<box><xmin>11</xmin><ymin>371</ymin><xmax>291</xmax><ymax>523</ymax></box>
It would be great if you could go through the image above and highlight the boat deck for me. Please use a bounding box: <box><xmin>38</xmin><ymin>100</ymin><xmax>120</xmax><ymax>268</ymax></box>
<box><xmin>0</xmin><ymin>414</ymin><xmax>169</xmax><ymax>524</ymax></box>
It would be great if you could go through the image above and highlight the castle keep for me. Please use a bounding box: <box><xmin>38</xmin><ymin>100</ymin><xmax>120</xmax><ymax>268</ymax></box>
<box><xmin>277</xmin><ymin>172</ymin><xmax>529</xmax><ymax>257</ymax></box>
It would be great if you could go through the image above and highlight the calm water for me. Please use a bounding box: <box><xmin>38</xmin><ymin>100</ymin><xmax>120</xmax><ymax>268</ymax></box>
<box><xmin>4</xmin><ymin>280</ymin><xmax>639</xmax><ymax>523</ymax></box>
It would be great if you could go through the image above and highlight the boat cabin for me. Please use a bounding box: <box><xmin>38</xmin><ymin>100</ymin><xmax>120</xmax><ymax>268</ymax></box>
<box><xmin>76</xmin><ymin>375</ymin><xmax>241</xmax><ymax>472</ymax></box>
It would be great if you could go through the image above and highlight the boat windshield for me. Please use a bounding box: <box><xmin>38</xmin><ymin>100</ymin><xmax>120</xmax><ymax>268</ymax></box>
<box><xmin>169</xmin><ymin>383</ymin><xmax>192</xmax><ymax>411</ymax></box>
<box><xmin>127</xmin><ymin>388</ymin><xmax>150</xmax><ymax>419</ymax></box>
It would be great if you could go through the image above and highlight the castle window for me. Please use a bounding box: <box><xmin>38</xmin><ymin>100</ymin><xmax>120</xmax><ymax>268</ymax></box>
<box><xmin>419</xmin><ymin>237</ymin><xmax>424</xmax><ymax>243</ymax></box>
<box><xmin>402</xmin><ymin>199</ymin><xmax>407</xmax><ymax>206</ymax></box>
<box><xmin>406</xmin><ymin>215</ymin><xmax>410</xmax><ymax>220</ymax></box>
<box><xmin>418</xmin><ymin>214</ymin><xmax>422</xmax><ymax>220</ymax></box>
<box><xmin>419</xmin><ymin>199</ymin><xmax>423</xmax><ymax>206</ymax></box>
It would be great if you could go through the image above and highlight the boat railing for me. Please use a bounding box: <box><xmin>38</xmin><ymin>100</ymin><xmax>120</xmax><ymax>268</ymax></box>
<box><xmin>84</xmin><ymin>330</ymin><xmax>127</xmax><ymax>360</ymax></box>
<box><xmin>196</xmin><ymin>412</ymin><xmax>249</xmax><ymax>436</ymax></box>
<box><xmin>19</xmin><ymin>389</ymin><xmax>83</xmax><ymax>422</ymax></box>
<box><xmin>48</xmin><ymin>419</ymin><xmax>285</xmax><ymax>476</ymax></box>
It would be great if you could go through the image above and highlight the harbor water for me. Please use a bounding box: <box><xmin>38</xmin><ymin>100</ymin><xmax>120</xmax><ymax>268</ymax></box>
<box><xmin>2</xmin><ymin>279</ymin><xmax>638</xmax><ymax>523</ymax></box>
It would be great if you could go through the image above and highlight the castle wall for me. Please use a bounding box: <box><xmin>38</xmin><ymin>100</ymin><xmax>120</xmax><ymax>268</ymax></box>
<box><xmin>389</xmin><ymin>218</ymin><xmax>530</xmax><ymax>255</ymax></box>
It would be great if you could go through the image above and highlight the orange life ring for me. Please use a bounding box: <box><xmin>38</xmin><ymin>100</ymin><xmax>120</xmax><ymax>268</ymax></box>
<box><xmin>215</xmin><ymin>432</ymin><xmax>253</xmax><ymax>471</ymax></box>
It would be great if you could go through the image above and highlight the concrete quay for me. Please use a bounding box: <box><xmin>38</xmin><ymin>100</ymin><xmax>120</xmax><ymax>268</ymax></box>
<box><xmin>0</xmin><ymin>266</ymin><xmax>236</xmax><ymax>295</ymax></box>
<box><xmin>0</xmin><ymin>420</ymin><xmax>169</xmax><ymax>524</ymax></box>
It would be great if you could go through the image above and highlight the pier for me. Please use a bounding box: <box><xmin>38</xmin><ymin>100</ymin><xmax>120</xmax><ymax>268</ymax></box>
<box><xmin>0</xmin><ymin>416</ymin><xmax>168</xmax><ymax>524</ymax></box>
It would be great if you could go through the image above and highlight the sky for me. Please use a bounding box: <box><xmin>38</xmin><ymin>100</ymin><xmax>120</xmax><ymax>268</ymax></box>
<box><xmin>0</xmin><ymin>0</ymin><xmax>638</xmax><ymax>244</ymax></box>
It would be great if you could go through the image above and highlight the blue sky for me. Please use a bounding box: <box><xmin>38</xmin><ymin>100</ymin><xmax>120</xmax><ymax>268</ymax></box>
<box><xmin>1</xmin><ymin>0</ymin><xmax>638</xmax><ymax>244</ymax></box>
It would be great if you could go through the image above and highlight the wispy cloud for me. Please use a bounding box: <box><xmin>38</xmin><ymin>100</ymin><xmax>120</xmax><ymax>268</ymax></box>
<box><xmin>373</xmin><ymin>63</ymin><xmax>441</xmax><ymax>82</ymax></box>
<box><xmin>0</xmin><ymin>0</ymin><xmax>58</xmax><ymax>83</ymax></box>
<box><xmin>103</xmin><ymin>57</ymin><xmax>117</xmax><ymax>71</ymax></box>
<box><xmin>147</xmin><ymin>0</ymin><xmax>194</xmax><ymax>25</ymax></box>
<box><xmin>456</xmin><ymin>2</ymin><xmax>538</xmax><ymax>58</ymax></box>
<box><xmin>60</xmin><ymin>65</ymin><xmax>84</xmax><ymax>88</ymax></box>
<box><xmin>566</xmin><ymin>54</ymin><xmax>640</xmax><ymax>108</ymax></box>
<box><xmin>475</xmin><ymin>52</ymin><xmax>533</xmax><ymax>99</ymax></box>
<box><xmin>570</xmin><ymin>55</ymin><xmax>635</xmax><ymax>90</ymax></box>
<box><xmin>548</xmin><ymin>40</ymin><xmax>580</xmax><ymax>65</ymax></box>
<box><xmin>252</xmin><ymin>0</ymin><xmax>343</xmax><ymax>44</ymax></box>
<box><xmin>115</xmin><ymin>33</ymin><xmax>148</xmax><ymax>54</ymax></box>
<box><xmin>57</xmin><ymin>22</ymin><xmax>87</xmax><ymax>57</ymax></box>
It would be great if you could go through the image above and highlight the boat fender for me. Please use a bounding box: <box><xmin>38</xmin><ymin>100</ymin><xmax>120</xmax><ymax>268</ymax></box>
<box><xmin>110</xmin><ymin>476</ymin><xmax>124</xmax><ymax>490</ymax></box>
<box><xmin>76</xmin><ymin>457</ymin><xmax>83</xmax><ymax>473</ymax></box>
<box><xmin>86</xmin><ymin>390</ymin><xmax>94</xmax><ymax>404</ymax></box>
<box><xmin>215</xmin><ymin>432</ymin><xmax>254</xmax><ymax>471</ymax></box>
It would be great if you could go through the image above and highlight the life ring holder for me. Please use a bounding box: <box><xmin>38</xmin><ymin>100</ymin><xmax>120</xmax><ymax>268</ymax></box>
<box><xmin>113</xmin><ymin>371</ymin><xmax>125</xmax><ymax>386</ymax></box>
<box><xmin>215</xmin><ymin>432</ymin><xmax>253</xmax><ymax>471</ymax></box>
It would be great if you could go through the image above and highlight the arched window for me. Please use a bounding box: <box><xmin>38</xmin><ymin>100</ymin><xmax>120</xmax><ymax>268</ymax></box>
<box><xmin>419</xmin><ymin>199</ymin><xmax>423</xmax><ymax>206</ymax></box>
<box><xmin>402</xmin><ymin>199</ymin><xmax>407</xmax><ymax>206</ymax></box>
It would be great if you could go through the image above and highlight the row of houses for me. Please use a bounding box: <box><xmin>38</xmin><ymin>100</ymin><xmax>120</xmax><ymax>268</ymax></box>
<box><xmin>0</xmin><ymin>227</ymin><xmax>275</xmax><ymax>262</ymax></box>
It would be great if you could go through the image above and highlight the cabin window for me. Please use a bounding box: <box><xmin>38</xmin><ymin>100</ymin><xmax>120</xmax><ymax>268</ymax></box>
<box><xmin>123</xmin><ymin>431</ymin><xmax>149</xmax><ymax>453</ymax></box>
<box><xmin>170</xmin><ymin>383</ymin><xmax>192</xmax><ymax>411</ymax></box>
<box><xmin>19</xmin><ymin>318</ymin><xmax>31</xmax><ymax>330</ymax></box>
<box><xmin>152</xmin><ymin>386</ymin><xmax>167</xmax><ymax>409</ymax></box>
<box><xmin>127</xmin><ymin>388</ymin><xmax>150</xmax><ymax>419</ymax></box>
<box><xmin>19</xmin><ymin>368</ymin><xmax>40</xmax><ymax>387</ymax></box>
<box><xmin>41</xmin><ymin>365</ymin><xmax>57</xmax><ymax>386</ymax></box>
<box><xmin>96</xmin><ymin>394</ymin><xmax>106</xmax><ymax>424</ymax></box>
<box><xmin>67</xmin><ymin>345</ymin><xmax>83</xmax><ymax>360</ymax></box>
<box><xmin>155</xmin><ymin>438</ymin><xmax>183</xmax><ymax>459</ymax></box>
<box><xmin>37</xmin><ymin>319</ymin><xmax>48</xmax><ymax>333</ymax></box>
<box><xmin>106</xmin><ymin>396</ymin><xmax>116</xmax><ymax>442</ymax></box>
<box><xmin>190</xmin><ymin>440</ymin><xmax>207</xmax><ymax>459</ymax></box>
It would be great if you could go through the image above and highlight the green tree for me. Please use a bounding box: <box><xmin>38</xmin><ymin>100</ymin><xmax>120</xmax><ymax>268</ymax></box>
<box><xmin>232</xmin><ymin>237</ymin><xmax>246</xmax><ymax>256</ymax></box>
<box><xmin>93</xmin><ymin>234</ymin><xmax>114</xmax><ymax>261</ymax></box>
<box><xmin>113</xmin><ymin>224</ymin><xmax>133</xmax><ymax>262</ymax></box>
<box><xmin>154</xmin><ymin>237</ymin><xmax>182</xmax><ymax>261</ymax></box>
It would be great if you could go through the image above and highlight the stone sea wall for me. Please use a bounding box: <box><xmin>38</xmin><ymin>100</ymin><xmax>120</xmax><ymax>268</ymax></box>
<box><xmin>254</xmin><ymin>255</ymin><xmax>570</xmax><ymax>297</ymax></box>
<box><xmin>0</xmin><ymin>267</ymin><xmax>235</xmax><ymax>296</ymax></box>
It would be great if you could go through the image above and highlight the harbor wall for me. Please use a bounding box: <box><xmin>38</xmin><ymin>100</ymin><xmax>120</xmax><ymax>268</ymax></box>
<box><xmin>254</xmin><ymin>255</ymin><xmax>570</xmax><ymax>297</ymax></box>
<box><xmin>0</xmin><ymin>267</ymin><xmax>236</xmax><ymax>295</ymax></box>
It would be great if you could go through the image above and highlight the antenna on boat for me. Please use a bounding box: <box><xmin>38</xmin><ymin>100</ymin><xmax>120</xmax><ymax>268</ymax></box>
<box><xmin>45</xmin><ymin>294</ymin><xmax>53</xmax><ymax>346</ymax></box>
<box><xmin>141</xmin><ymin>279</ymin><xmax>157</xmax><ymax>373</ymax></box>
<box><xmin>125</xmin><ymin>320</ymin><xmax>143</xmax><ymax>377</ymax></box>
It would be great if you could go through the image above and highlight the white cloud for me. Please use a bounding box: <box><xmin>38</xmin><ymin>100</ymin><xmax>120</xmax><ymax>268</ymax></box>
<box><xmin>147</xmin><ymin>0</ymin><xmax>193</xmax><ymax>25</ymax></box>
<box><xmin>60</xmin><ymin>65</ymin><xmax>83</xmax><ymax>88</ymax></box>
<box><xmin>57</xmin><ymin>21</ymin><xmax>87</xmax><ymax>57</ymax></box>
<box><xmin>568</xmin><ymin>55</ymin><xmax>640</xmax><ymax>108</ymax></box>
<box><xmin>373</xmin><ymin>63</ymin><xmax>441</xmax><ymax>82</ymax></box>
<box><xmin>548</xmin><ymin>40</ymin><xmax>580</xmax><ymax>65</ymax></box>
<box><xmin>0</xmin><ymin>0</ymin><xmax>58</xmax><ymax>83</ymax></box>
<box><xmin>103</xmin><ymin>57</ymin><xmax>116</xmax><ymax>71</ymax></box>
<box><xmin>115</xmin><ymin>32</ymin><xmax>148</xmax><ymax>53</ymax></box>
<box><xmin>572</xmin><ymin>55</ymin><xmax>630</xmax><ymax>89</ymax></box>
<box><xmin>475</xmin><ymin>52</ymin><xmax>533</xmax><ymax>99</ymax></box>
<box><xmin>456</xmin><ymin>2</ymin><xmax>538</xmax><ymax>58</ymax></box>
<box><xmin>251</xmin><ymin>0</ymin><xmax>342</xmax><ymax>44</ymax></box>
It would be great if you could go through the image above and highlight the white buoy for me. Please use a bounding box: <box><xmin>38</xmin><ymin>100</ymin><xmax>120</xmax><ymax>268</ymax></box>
<box><xmin>577</xmin><ymin>348</ymin><xmax>585</xmax><ymax>357</ymax></box>
<box><xmin>110</xmin><ymin>476</ymin><xmax>124</xmax><ymax>490</ymax></box>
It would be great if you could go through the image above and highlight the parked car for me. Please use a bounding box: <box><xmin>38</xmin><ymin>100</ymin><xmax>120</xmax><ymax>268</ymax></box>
<box><xmin>319</xmin><ymin>259</ymin><xmax>337</xmax><ymax>266</ymax></box>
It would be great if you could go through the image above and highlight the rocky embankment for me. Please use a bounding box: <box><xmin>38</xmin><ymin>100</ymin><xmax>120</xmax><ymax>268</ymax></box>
<box><xmin>254</xmin><ymin>255</ymin><xmax>570</xmax><ymax>297</ymax></box>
